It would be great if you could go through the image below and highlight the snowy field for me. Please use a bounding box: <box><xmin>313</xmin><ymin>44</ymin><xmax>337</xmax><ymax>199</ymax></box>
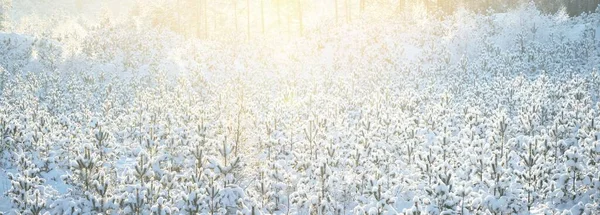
<box><xmin>1</xmin><ymin>2</ymin><xmax>600</xmax><ymax>215</ymax></box>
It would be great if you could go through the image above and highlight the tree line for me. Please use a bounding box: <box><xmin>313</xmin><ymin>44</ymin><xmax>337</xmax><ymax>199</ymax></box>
<box><xmin>2</xmin><ymin>0</ymin><xmax>599</xmax><ymax>38</ymax></box>
<box><xmin>133</xmin><ymin>0</ymin><xmax>599</xmax><ymax>40</ymax></box>
<box><xmin>428</xmin><ymin>0</ymin><xmax>600</xmax><ymax>16</ymax></box>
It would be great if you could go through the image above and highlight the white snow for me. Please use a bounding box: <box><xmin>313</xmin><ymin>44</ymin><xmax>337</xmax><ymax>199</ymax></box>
<box><xmin>0</xmin><ymin>2</ymin><xmax>600</xmax><ymax>215</ymax></box>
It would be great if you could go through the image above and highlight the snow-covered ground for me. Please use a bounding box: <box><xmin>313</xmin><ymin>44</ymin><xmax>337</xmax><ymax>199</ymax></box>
<box><xmin>1</xmin><ymin>3</ymin><xmax>600</xmax><ymax>215</ymax></box>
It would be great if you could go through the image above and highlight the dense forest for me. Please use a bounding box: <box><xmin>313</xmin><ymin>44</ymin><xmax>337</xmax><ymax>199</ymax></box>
<box><xmin>129</xmin><ymin>0</ymin><xmax>599</xmax><ymax>39</ymax></box>
<box><xmin>7</xmin><ymin>0</ymin><xmax>594</xmax><ymax>40</ymax></box>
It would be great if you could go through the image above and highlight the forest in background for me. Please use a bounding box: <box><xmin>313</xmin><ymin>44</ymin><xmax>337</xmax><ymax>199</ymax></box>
<box><xmin>2</xmin><ymin>0</ymin><xmax>600</xmax><ymax>42</ymax></box>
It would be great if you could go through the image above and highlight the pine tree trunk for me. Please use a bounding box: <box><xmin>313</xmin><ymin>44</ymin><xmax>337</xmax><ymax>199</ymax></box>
<box><xmin>360</xmin><ymin>0</ymin><xmax>365</xmax><ymax>13</ymax></box>
<box><xmin>277</xmin><ymin>0</ymin><xmax>281</xmax><ymax>27</ymax></box>
<box><xmin>261</xmin><ymin>0</ymin><xmax>265</xmax><ymax>34</ymax></box>
<box><xmin>335</xmin><ymin>0</ymin><xmax>338</xmax><ymax>24</ymax></box>
<box><xmin>298</xmin><ymin>0</ymin><xmax>303</xmax><ymax>36</ymax></box>
<box><xmin>247</xmin><ymin>0</ymin><xmax>251</xmax><ymax>40</ymax></box>
<box><xmin>177</xmin><ymin>0</ymin><xmax>181</xmax><ymax>34</ymax></box>
<box><xmin>345</xmin><ymin>0</ymin><xmax>350</xmax><ymax>23</ymax></box>
<box><xmin>234</xmin><ymin>0</ymin><xmax>238</xmax><ymax>33</ymax></box>
<box><xmin>76</xmin><ymin>0</ymin><xmax>83</xmax><ymax>13</ymax></box>
<box><xmin>198</xmin><ymin>0</ymin><xmax>202</xmax><ymax>38</ymax></box>
<box><xmin>204</xmin><ymin>0</ymin><xmax>208</xmax><ymax>38</ymax></box>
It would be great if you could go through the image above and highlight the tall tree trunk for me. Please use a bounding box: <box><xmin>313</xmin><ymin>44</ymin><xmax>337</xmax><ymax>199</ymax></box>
<box><xmin>287</xmin><ymin>15</ymin><xmax>291</xmax><ymax>41</ymax></box>
<box><xmin>177</xmin><ymin>0</ymin><xmax>181</xmax><ymax>34</ymax></box>
<box><xmin>200</xmin><ymin>0</ymin><xmax>202</xmax><ymax>38</ymax></box>
<box><xmin>204</xmin><ymin>0</ymin><xmax>208</xmax><ymax>38</ymax></box>
<box><xmin>298</xmin><ymin>0</ymin><xmax>303</xmax><ymax>36</ymax></box>
<box><xmin>335</xmin><ymin>0</ymin><xmax>338</xmax><ymax>24</ymax></box>
<box><xmin>261</xmin><ymin>0</ymin><xmax>265</xmax><ymax>34</ymax></box>
<box><xmin>76</xmin><ymin>0</ymin><xmax>83</xmax><ymax>14</ymax></box>
<box><xmin>345</xmin><ymin>0</ymin><xmax>350</xmax><ymax>23</ymax></box>
<box><xmin>398</xmin><ymin>0</ymin><xmax>404</xmax><ymax>13</ymax></box>
<box><xmin>234</xmin><ymin>0</ymin><xmax>238</xmax><ymax>33</ymax></box>
<box><xmin>247</xmin><ymin>0</ymin><xmax>250</xmax><ymax>40</ymax></box>
<box><xmin>277</xmin><ymin>0</ymin><xmax>281</xmax><ymax>28</ymax></box>
<box><xmin>360</xmin><ymin>0</ymin><xmax>365</xmax><ymax>13</ymax></box>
